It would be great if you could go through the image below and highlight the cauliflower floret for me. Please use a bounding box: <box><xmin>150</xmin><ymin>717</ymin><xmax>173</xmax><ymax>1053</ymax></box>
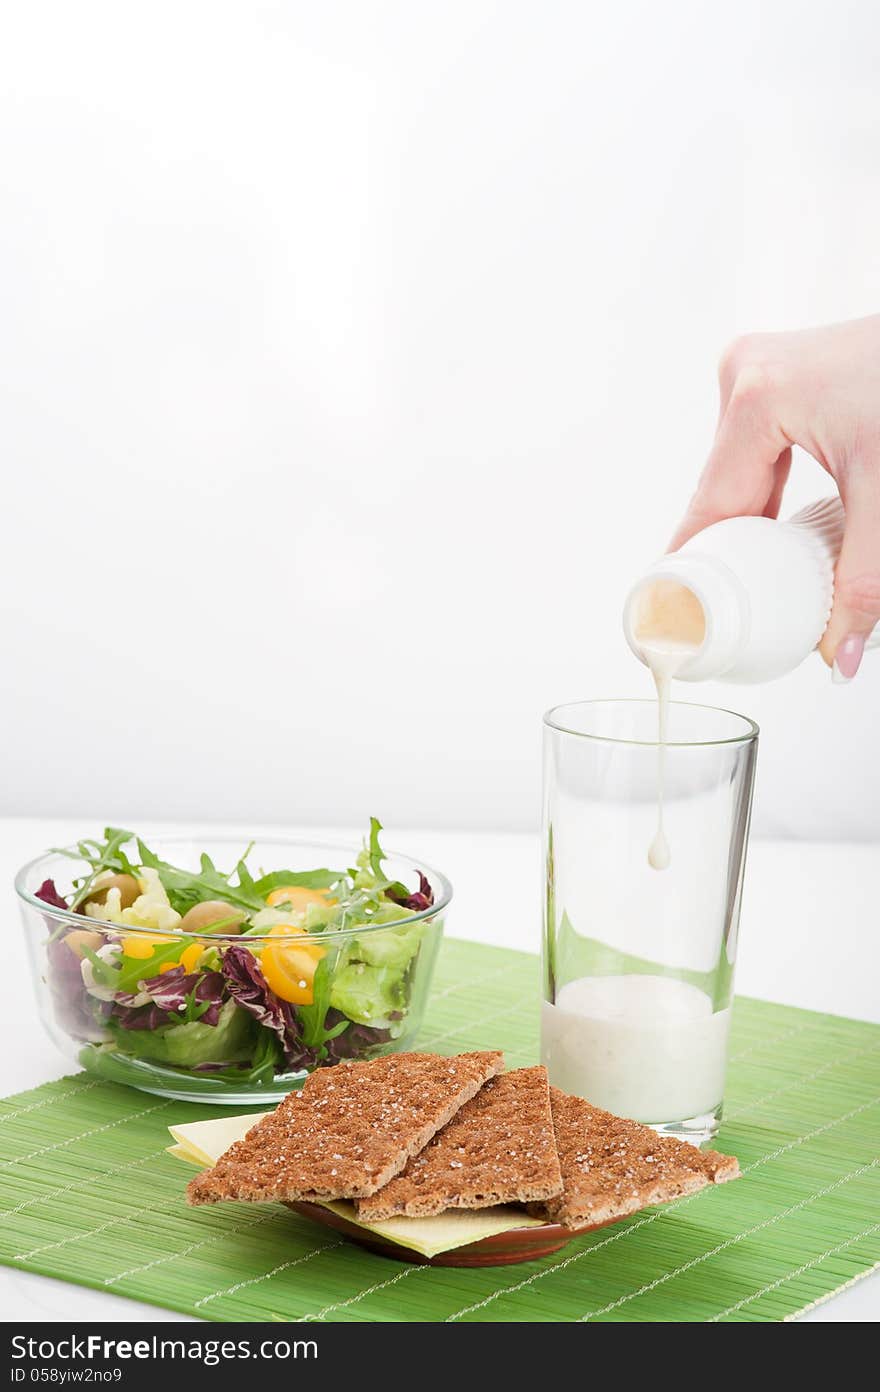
<box><xmin>121</xmin><ymin>901</ymin><xmax>182</xmax><ymax>932</ymax></box>
<box><xmin>79</xmin><ymin>942</ymin><xmax>150</xmax><ymax>1007</ymax></box>
<box><xmin>133</xmin><ymin>867</ymin><xmax>164</xmax><ymax>899</ymax></box>
<box><xmin>121</xmin><ymin>867</ymin><xmax>181</xmax><ymax>932</ymax></box>
<box><xmin>84</xmin><ymin>888</ymin><xmax>124</xmax><ymax>924</ymax></box>
<box><xmin>80</xmin><ymin>942</ymin><xmax>122</xmax><ymax>999</ymax></box>
<box><xmin>248</xmin><ymin>905</ymin><xmax>303</xmax><ymax>932</ymax></box>
<box><xmin>83</xmin><ymin>867</ymin><xmax>181</xmax><ymax>933</ymax></box>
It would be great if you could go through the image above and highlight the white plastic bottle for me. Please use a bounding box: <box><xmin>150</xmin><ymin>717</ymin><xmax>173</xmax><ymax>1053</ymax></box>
<box><xmin>623</xmin><ymin>498</ymin><xmax>845</xmax><ymax>683</ymax></box>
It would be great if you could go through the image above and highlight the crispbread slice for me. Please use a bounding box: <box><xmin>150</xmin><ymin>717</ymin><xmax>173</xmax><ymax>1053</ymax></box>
<box><xmin>187</xmin><ymin>1050</ymin><xmax>504</xmax><ymax>1205</ymax></box>
<box><xmin>537</xmin><ymin>1088</ymin><xmax>739</xmax><ymax>1229</ymax></box>
<box><xmin>356</xmin><ymin>1066</ymin><xmax>563</xmax><ymax>1220</ymax></box>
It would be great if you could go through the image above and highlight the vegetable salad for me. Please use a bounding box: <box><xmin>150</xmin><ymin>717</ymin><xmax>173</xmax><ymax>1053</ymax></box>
<box><xmin>36</xmin><ymin>821</ymin><xmax>437</xmax><ymax>1085</ymax></box>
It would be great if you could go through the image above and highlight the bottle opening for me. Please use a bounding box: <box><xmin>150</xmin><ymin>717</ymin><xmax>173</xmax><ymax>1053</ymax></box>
<box><xmin>632</xmin><ymin>579</ymin><xmax>707</xmax><ymax>651</ymax></box>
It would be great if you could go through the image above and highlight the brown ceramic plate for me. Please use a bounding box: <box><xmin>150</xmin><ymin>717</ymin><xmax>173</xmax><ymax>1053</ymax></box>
<box><xmin>287</xmin><ymin>1200</ymin><xmax>616</xmax><ymax>1267</ymax></box>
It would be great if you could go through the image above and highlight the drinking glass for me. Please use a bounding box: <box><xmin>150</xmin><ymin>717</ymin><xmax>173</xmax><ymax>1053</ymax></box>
<box><xmin>541</xmin><ymin>699</ymin><xmax>758</xmax><ymax>1144</ymax></box>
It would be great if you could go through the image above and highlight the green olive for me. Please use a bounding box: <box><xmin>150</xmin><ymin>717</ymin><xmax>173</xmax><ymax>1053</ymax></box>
<box><xmin>178</xmin><ymin>900</ymin><xmax>247</xmax><ymax>935</ymax></box>
<box><xmin>81</xmin><ymin>873</ymin><xmax>141</xmax><ymax>911</ymax></box>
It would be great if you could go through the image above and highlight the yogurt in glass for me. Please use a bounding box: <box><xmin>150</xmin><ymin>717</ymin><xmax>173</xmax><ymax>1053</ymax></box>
<box><xmin>541</xmin><ymin>974</ymin><xmax>731</xmax><ymax>1124</ymax></box>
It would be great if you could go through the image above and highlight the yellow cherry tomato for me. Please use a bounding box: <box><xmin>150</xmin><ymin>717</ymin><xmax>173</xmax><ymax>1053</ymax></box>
<box><xmin>179</xmin><ymin>942</ymin><xmax>205</xmax><ymax>974</ymax></box>
<box><xmin>260</xmin><ymin>923</ymin><xmax>325</xmax><ymax>1005</ymax></box>
<box><xmin>158</xmin><ymin>942</ymin><xmax>203</xmax><ymax>975</ymax></box>
<box><xmin>121</xmin><ymin>933</ymin><xmax>176</xmax><ymax>960</ymax></box>
<box><xmin>265</xmin><ymin>885</ymin><xmax>335</xmax><ymax>913</ymax></box>
<box><xmin>265</xmin><ymin>923</ymin><xmax>325</xmax><ymax>956</ymax></box>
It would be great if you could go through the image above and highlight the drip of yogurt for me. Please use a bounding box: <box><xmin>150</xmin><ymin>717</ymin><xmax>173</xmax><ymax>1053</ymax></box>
<box><xmin>642</xmin><ymin>638</ymin><xmax>696</xmax><ymax>869</ymax></box>
<box><xmin>633</xmin><ymin>580</ymin><xmax>706</xmax><ymax>870</ymax></box>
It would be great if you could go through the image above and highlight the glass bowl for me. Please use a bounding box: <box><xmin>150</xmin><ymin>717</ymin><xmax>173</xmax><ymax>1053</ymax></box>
<box><xmin>16</xmin><ymin>836</ymin><xmax>450</xmax><ymax>1104</ymax></box>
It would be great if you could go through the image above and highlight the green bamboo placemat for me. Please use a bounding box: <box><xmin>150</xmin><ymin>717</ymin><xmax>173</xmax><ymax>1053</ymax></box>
<box><xmin>1</xmin><ymin>938</ymin><xmax>878</xmax><ymax>1322</ymax></box>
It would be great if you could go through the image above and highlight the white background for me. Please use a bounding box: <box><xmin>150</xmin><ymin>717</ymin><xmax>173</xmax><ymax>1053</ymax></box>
<box><xmin>2</xmin><ymin>0</ymin><xmax>879</xmax><ymax>839</ymax></box>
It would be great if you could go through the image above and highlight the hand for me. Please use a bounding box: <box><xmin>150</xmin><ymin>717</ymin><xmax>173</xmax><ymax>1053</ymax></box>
<box><xmin>670</xmin><ymin>316</ymin><xmax>880</xmax><ymax>679</ymax></box>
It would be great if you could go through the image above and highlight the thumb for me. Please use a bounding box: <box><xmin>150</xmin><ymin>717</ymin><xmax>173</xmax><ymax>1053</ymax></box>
<box><xmin>818</xmin><ymin>469</ymin><xmax>880</xmax><ymax>677</ymax></box>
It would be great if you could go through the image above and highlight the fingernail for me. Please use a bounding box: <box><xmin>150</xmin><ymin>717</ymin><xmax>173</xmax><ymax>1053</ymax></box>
<box><xmin>832</xmin><ymin>634</ymin><xmax>865</xmax><ymax>684</ymax></box>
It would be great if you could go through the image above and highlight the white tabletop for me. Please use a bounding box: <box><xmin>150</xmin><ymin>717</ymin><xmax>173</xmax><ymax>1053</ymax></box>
<box><xmin>2</xmin><ymin>818</ymin><xmax>877</xmax><ymax>1323</ymax></box>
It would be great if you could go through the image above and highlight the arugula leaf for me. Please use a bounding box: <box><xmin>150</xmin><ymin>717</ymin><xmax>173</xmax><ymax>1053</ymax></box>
<box><xmin>296</xmin><ymin>956</ymin><xmax>333</xmax><ymax>1048</ymax></box>
<box><xmin>51</xmin><ymin>827</ymin><xmax>139</xmax><ymax>910</ymax></box>
<box><xmin>368</xmin><ymin>817</ymin><xmax>385</xmax><ymax>880</ymax></box>
<box><xmin>297</xmin><ymin>956</ymin><xmax>349</xmax><ymax>1050</ymax></box>
<box><xmin>236</xmin><ymin>857</ymin><xmax>258</xmax><ymax>900</ymax></box>
<box><xmin>182</xmin><ymin>986</ymin><xmax>214</xmax><ymax>1025</ymax></box>
<box><xmin>252</xmin><ymin>868</ymin><xmax>342</xmax><ymax>896</ymax></box>
<box><xmin>230</xmin><ymin>1026</ymin><xmax>284</xmax><ymax>1085</ymax></box>
<box><xmin>133</xmin><ymin>840</ymin><xmax>344</xmax><ymax>919</ymax></box>
<box><xmin>320</xmin><ymin>1017</ymin><xmax>351</xmax><ymax>1043</ymax></box>
<box><xmin>53</xmin><ymin>822</ymin><xmax>407</xmax><ymax>953</ymax></box>
<box><xmin>249</xmin><ymin>1025</ymin><xmax>283</xmax><ymax>1074</ymax></box>
<box><xmin>81</xmin><ymin>936</ymin><xmax>200</xmax><ymax>996</ymax></box>
<box><xmin>114</xmin><ymin>938</ymin><xmax>197</xmax><ymax>994</ymax></box>
<box><xmin>136</xmin><ymin>840</ymin><xmax>266</xmax><ymax>916</ymax></box>
<box><xmin>364</xmin><ymin>817</ymin><xmax>409</xmax><ymax>901</ymax></box>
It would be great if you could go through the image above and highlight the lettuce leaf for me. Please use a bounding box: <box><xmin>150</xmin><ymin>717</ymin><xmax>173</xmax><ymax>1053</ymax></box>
<box><xmin>329</xmin><ymin>959</ymin><xmax>409</xmax><ymax>1029</ymax></box>
<box><xmin>106</xmin><ymin>999</ymin><xmax>255</xmax><ymax>1067</ymax></box>
<box><xmin>188</xmin><ymin>1027</ymin><xmax>283</xmax><ymax>1083</ymax></box>
<box><xmin>326</xmin><ymin>918</ymin><xmax>422</xmax><ymax>1028</ymax></box>
<box><xmin>350</xmin><ymin>923</ymin><xmax>422</xmax><ymax>971</ymax></box>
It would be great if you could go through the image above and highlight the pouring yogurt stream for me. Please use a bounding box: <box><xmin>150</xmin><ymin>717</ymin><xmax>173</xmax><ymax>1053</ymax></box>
<box><xmin>541</xmin><ymin>497</ymin><xmax>847</xmax><ymax>1128</ymax></box>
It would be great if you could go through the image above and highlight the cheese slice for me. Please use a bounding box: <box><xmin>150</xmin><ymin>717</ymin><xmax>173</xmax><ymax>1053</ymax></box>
<box><xmin>316</xmin><ymin>1199</ymin><xmax>542</xmax><ymax>1258</ymax></box>
<box><xmin>168</xmin><ymin>1112</ymin><xmax>544</xmax><ymax>1259</ymax></box>
<box><xmin>169</xmin><ymin>1113</ymin><xmax>272</xmax><ymax>1168</ymax></box>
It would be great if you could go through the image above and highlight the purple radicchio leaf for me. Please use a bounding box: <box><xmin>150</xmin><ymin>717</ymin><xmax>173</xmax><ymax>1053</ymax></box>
<box><xmin>386</xmin><ymin>871</ymin><xmax>434</xmax><ymax>912</ymax></box>
<box><xmin>220</xmin><ymin>944</ymin><xmax>307</xmax><ymax>1068</ymax></box>
<box><xmin>112</xmin><ymin>1001</ymin><xmax>172</xmax><ymax>1031</ymax></box>
<box><xmin>46</xmin><ymin>934</ymin><xmax>111</xmax><ymax>1041</ymax></box>
<box><xmin>220</xmin><ymin>945</ymin><xmax>398</xmax><ymax>1074</ymax></box>
<box><xmin>36</xmin><ymin>880</ymin><xmax>110</xmax><ymax>1042</ymax></box>
<box><xmin>36</xmin><ymin>878</ymin><xmax>69</xmax><ymax>910</ymax></box>
<box><xmin>113</xmin><ymin>968</ymin><xmax>226</xmax><ymax>1029</ymax></box>
<box><xmin>322</xmin><ymin>1009</ymin><xmax>391</xmax><ymax>1062</ymax></box>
